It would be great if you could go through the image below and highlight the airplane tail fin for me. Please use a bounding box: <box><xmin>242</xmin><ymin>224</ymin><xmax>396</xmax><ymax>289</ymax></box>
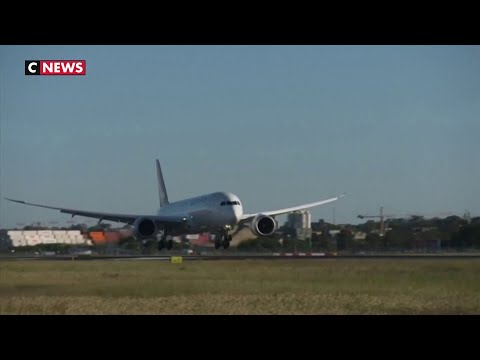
<box><xmin>156</xmin><ymin>159</ymin><xmax>170</xmax><ymax>208</ymax></box>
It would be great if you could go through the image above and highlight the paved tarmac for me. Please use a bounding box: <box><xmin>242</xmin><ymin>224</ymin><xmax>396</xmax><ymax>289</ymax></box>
<box><xmin>1</xmin><ymin>254</ymin><xmax>480</xmax><ymax>261</ymax></box>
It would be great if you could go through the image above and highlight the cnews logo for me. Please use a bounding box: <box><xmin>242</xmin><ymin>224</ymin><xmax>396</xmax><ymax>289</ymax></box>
<box><xmin>25</xmin><ymin>60</ymin><xmax>86</xmax><ymax>76</ymax></box>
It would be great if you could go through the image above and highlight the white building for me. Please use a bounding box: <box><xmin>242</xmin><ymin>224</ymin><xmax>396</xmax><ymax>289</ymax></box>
<box><xmin>6</xmin><ymin>230</ymin><xmax>89</xmax><ymax>247</ymax></box>
<box><xmin>287</xmin><ymin>211</ymin><xmax>311</xmax><ymax>229</ymax></box>
<box><xmin>287</xmin><ymin>211</ymin><xmax>312</xmax><ymax>241</ymax></box>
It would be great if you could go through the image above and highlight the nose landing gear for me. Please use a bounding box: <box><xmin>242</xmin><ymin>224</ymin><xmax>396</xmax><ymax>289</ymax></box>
<box><xmin>215</xmin><ymin>232</ymin><xmax>233</xmax><ymax>249</ymax></box>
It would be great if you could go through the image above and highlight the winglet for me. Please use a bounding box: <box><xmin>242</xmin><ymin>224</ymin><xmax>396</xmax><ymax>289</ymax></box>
<box><xmin>4</xmin><ymin>197</ymin><xmax>26</xmax><ymax>204</ymax></box>
<box><xmin>156</xmin><ymin>159</ymin><xmax>170</xmax><ymax>208</ymax></box>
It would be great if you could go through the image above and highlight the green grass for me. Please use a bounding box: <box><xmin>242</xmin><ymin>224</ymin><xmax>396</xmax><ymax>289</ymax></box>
<box><xmin>0</xmin><ymin>259</ymin><xmax>479</xmax><ymax>314</ymax></box>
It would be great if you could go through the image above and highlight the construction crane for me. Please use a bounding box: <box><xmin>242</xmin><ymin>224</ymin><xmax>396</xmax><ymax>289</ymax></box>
<box><xmin>358</xmin><ymin>207</ymin><xmax>453</xmax><ymax>236</ymax></box>
<box><xmin>357</xmin><ymin>207</ymin><xmax>397</xmax><ymax>236</ymax></box>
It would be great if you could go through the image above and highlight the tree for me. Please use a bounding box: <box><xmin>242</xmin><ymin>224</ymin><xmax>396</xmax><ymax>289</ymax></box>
<box><xmin>119</xmin><ymin>236</ymin><xmax>141</xmax><ymax>250</ymax></box>
<box><xmin>451</xmin><ymin>223</ymin><xmax>480</xmax><ymax>249</ymax></box>
<box><xmin>357</xmin><ymin>220</ymin><xmax>378</xmax><ymax>234</ymax></box>
<box><xmin>336</xmin><ymin>229</ymin><xmax>354</xmax><ymax>251</ymax></box>
<box><xmin>414</xmin><ymin>229</ymin><xmax>442</xmax><ymax>251</ymax></box>
<box><xmin>365</xmin><ymin>233</ymin><xmax>381</xmax><ymax>251</ymax></box>
<box><xmin>317</xmin><ymin>226</ymin><xmax>332</xmax><ymax>250</ymax></box>
<box><xmin>384</xmin><ymin>228</ymin><xmax>415</xmax><ymax>250</ymax></box>
<box><xmin>237</xmin><ymin>237</ymin><xmax>281</xmax><ymax>252</ymax></box>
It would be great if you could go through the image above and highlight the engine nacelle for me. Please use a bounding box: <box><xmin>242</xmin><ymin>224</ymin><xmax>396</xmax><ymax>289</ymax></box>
<box><xmin>250</xmin><ymin>214</ymin><xmax>277</xmax><ymax>237</ymax></box>
<box><xmin>133</xmin><ymin>217</ymin><xmax>158</xmax><ymax>239</ymax></box>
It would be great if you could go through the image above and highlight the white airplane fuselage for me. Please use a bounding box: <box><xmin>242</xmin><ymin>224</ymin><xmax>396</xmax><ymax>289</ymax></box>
<box><xmin>157</xmin><ymin>191</ymin><xmax>243</xmax><ymax>234</ymax></box>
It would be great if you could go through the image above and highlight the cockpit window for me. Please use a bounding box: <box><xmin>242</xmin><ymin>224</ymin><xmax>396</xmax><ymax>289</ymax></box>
<box><xmin>221</xmin><ymin>200</ymin><xmax>241</xmax><ymax>206</ymax></box>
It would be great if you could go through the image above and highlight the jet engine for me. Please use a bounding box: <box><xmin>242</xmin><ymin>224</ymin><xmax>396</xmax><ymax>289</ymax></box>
<box><xmin>133</xmin><ymin>217</ymin><xmax>158</xmax><ymax>239</ymax></box>
<box><xmin>249</xmin><ymin>214</ymin><xmax>277</xmax><ymax>237</ymax></box>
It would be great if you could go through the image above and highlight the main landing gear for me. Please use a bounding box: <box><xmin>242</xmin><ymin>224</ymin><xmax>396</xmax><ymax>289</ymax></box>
<box><xmin>157</xmin><ymin>231</ymin><xmax>173</xmax><ymax>251</ymax></box>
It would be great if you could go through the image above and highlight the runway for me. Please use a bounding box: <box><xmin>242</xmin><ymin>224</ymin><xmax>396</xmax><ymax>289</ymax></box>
<box><xmin>1</xmin><ymin>254</ymin><xmax>480</xmax><ymax>261</ymax></box>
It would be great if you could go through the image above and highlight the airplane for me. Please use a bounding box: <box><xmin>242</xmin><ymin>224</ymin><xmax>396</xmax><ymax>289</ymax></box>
<box><xmin>4</xmin><ymin>160</ymin><xmax>345</xmax><ymax>250</ymax></box>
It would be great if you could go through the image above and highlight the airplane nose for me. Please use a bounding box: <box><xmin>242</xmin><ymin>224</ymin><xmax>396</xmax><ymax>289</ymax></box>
<box><xmin>231</xmin><ymin>206</ymin><xmax>243</xmax><ymax>224</ymax></box>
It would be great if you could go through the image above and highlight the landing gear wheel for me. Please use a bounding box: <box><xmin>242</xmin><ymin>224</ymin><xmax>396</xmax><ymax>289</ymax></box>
<box><xmin>228</xmin><ymin>234</ymin><xmax>233</xmax><ymax>241</ymax></box>
<box><xmin>157</xmin><ymin>231</ymin><xmax>168</xmax><ymax>251</ymax></box>
<box><xmin>158</xmin><ymin>240</ymin><xmax>165</xmax><ymax>251</ymax></box>
<box><xmin>142</xmin><ymin>240</ymin><xmax>155</xmax><ymax>254</ymax></box>
<box><xmin>222</xmin><ymin>240</ymin><xmax>230</xmax><ymax>249</ymax></box>
<box><xmin>166</xmin><ymin>239</ymin><xmax>173</xmax><ymax>250</ymax></box>
<box><xmin>214</xmin><ymin>239</ymin><xmax>222</xmax><ymax>249</ymax></box>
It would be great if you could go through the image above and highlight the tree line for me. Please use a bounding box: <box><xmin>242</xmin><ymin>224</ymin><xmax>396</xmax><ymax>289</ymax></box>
<box><xmin>238</xmin><ymin>216</ymin><xmax>480</xmax><ymax>252</ymax></box>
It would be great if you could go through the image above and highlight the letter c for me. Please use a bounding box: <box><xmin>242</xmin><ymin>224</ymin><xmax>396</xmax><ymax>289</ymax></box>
<box><xmin>28</xmin><ymin>62</ymin><xmax>38</xmax><ymax>74</ymax></box>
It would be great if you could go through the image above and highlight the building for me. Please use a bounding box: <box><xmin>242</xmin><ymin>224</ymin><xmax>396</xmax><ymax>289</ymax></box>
<box><xmin>5</xmin><ymin>229</ymin><xmax>93</xmax><ymax>247</ymax></box>
<box><xmin>287</xmin><ymin>211</ymin><xmax>311</xmax><ymax>229</ymax></box>
<box><xmin>286</xmin><ymin>211</ymin><xmax>312</xmax><ymax>241</ymax></box>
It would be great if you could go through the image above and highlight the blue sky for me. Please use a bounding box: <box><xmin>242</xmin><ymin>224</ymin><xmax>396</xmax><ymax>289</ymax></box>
<box><xmin>0</xmin><ymin>45</ymin><xmax>479</xmax><ymax>228</ymax></box>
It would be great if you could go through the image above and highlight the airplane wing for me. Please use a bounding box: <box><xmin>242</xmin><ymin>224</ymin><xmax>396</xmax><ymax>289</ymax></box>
<box><xmin>240</xmin><ymin>194</ymin><xmax>345</xmax><ymax>222</ymax></box>
<box><xmin>4</xmin><ymin>198</ymin><xmax>187</xmax><ymax>225</ymax></box>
